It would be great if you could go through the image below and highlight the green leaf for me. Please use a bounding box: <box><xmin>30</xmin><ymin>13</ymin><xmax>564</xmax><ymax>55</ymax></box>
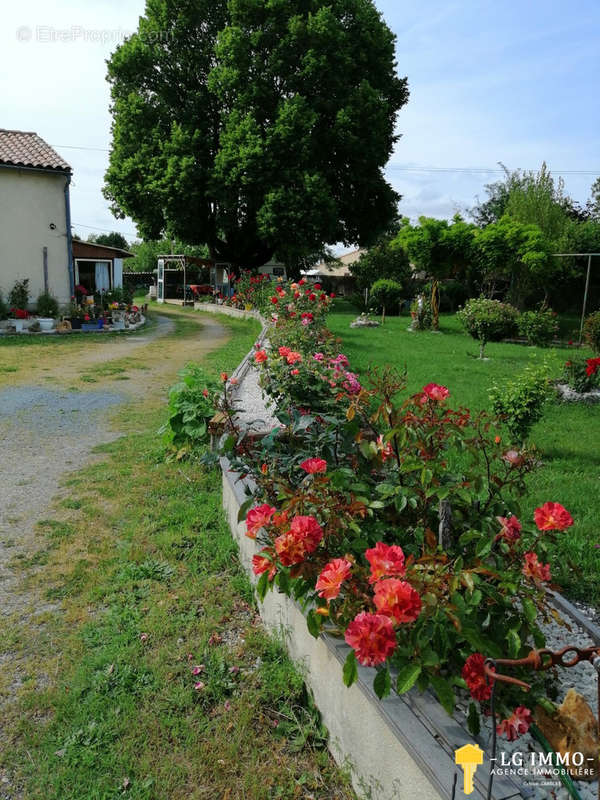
<box><xmin>255</xmin><ymin>571</ymin><xmax>269</xmax><ymax>602</ymax></box>
<box><xmin>373</xmin><ymin>668</ymin><xmax>392</xmax><ymax>700</ymax></box>
<box><xmin>475</xmin><ymin>537</ymin><xmax>493</xmax><ymax>558</ymax></box>
<box><xmin>306</xmin><ymin>609</ymin><xmax>321</xmax><ymax>639</ymax></box>
<box><xmin>429</xmin><ymin>674</ymin><xmax>455</xmax><ymax>715</ymax></box>
<box><xmin>396</xmin><ymin>663</ymin><xmax>422</xmax><ymax>694</ymax></box>
<box><xmin>506</xmin><ymin>628</ymin><xmax>521</xmax><ymax>658</ymax></box>
<box><xmin>467</xmin><ymin>702</ymin><xmax>481</xmax><ymax>737</ymax></box>
<box><xmin>523</xmin><ymin>598</ymin><xmax>537</xmax><ymax>623</ymax></box>
<box><xmin>343</xmin><ymin>650</ymin><xmax>358</xmax><ymax>688</ymax></box>
<box><xmin>237</xmin><ymin>497</ymin><xmax>254</xmax><ymax>524</ymax></box>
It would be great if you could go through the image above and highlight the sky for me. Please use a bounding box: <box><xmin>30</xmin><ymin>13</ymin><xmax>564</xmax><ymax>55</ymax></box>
<box><xmin>1</xmin><ymin>0</ymin><xmax>599</xmax><ymax>246</ymax></box>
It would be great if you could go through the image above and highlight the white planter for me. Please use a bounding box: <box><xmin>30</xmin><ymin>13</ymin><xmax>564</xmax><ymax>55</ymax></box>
<box><xmin>38</xmin><ymin>318</ymin><xmax>55</xmax><ymax>332</ymax></box>
<box><xmin>13</xmin><ymin>319</ymin><xmax>24</xmax><ymax>333</ymax></box>
<box><xmin>111</xmin><ymin>320</ymin><xmax>125</xmax><ymax>331</ymax></box>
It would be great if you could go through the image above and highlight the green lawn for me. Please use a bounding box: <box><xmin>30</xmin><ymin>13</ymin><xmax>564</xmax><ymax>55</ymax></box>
<box><xmin>329</xmin><ymin>302</ymin><xmax>600</xmax><ymax>604</ymax></box>
<box><xmin>4</xmin><ymin>311</ymin><xmax>353</xmax><ymax>800</ymax></box>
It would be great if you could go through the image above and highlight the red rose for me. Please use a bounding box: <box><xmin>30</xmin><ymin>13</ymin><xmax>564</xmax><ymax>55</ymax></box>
<box><xmin>254</xmin><ymin>349</ymin><xmax>268</xmax><ymax>364</ymax></box>
<box><xmin>534</xmin><ymin>502</ymin><xmax>573</xmax><ymax>531</ymax></box>
<box><xmin>290</xmin><ymin>515</ymin><xmax>323</xmax><ymax>553</ymax></box>
<box><xmin>420</xmin><ymin>383</ymin><xmax>450</xmax><ymax>404</ymax></box>
<box><xmin>345</xmin><ymin>612</ymin><xmax>396</xmax><ymax>666</ymax></box>
<box><xmin>497</xmin><ymin>706</ymin><xmax>532</xmax><ymax>741</ymax></box>
<box><xmin>300</xmin><ymin>458</ymin><xmax>327</xmax><ymax>474</ymax></box>
<box><xmin>245</xmin><ymin>503</ymin><xmax>276</xmax><ymax>539</ymax></box>
<box><xmin>522</xmin><ymin>552</ymin><xmax>551</xmax><ymax>583</ymax></box>
<box><xmin>315</xmin><ymin>558</ymin><xmax>352</xmax><ymax>600</ymax></box>
<box><xmin>365</xmin><ymin>542</ymin><xmax>406</xmax><ymax>584</ymax></box>
<box><xmin>373</xmin><ymin>579</ymin><xmax>422</xmax><ymax>624</ymax></box>
<box><xmin>462</xmin><ymin>653</ymin><xmax>494</xmax><ymax>702</ymax></box>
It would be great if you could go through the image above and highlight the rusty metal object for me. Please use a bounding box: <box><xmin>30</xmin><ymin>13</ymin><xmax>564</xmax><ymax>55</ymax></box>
<box><xmin>484</xmin><ymin>645</ymin><xmax>600</xmax><ymax>691</ymax></box>
<box><xmin>484</xmin><ymin>644</ymin><xmax>600</xmax><ymax>800</ymax></box>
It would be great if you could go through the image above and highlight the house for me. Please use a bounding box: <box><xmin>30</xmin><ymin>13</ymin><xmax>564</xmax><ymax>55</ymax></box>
<box><xmin>0</xmin><ymin>129</ymin><xmax>74</xmax><ymax>307</ymax></box>
<box><xmin>302</xmin><ymin>248</ymin><xmax>366</xmax><ymax>295</ymax></box>
<box><xmin>71</xmin><ymin>239</ymin><xmax>133</xmax><ymax>295</ymax></box>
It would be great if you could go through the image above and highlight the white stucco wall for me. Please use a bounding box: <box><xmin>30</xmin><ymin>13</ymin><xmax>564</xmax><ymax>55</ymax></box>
<box><xmin>0</xmin><ymin>168</ymin><xmax>71</xmax><ymax>307</ymax></box>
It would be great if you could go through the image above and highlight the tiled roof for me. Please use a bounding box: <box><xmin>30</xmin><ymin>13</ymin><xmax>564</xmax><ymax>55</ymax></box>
<box><xmin>0</xmin><ymin>129</ymin><xmax>71</xmax><ymax>172</ymax></box>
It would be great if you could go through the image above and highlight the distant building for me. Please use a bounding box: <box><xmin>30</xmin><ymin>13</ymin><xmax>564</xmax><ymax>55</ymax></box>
<box><xmin>71</xmin><ymin>239</ymin><xmax>133</xmax><ymax>295</ymax></box>
<box><xmin>0</xmin><ymin>129</ymin><xmax>74</xmax><ymax>306</ymax></box>
<box><xmin>302</xmin><ymin>248</ymin><xmax>366</xmax><ymax>295</ymax></box>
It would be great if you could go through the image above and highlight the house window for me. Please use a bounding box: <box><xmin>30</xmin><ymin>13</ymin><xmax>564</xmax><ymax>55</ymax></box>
<box><xmin>75</xmin><ymin>260</ymin><xmax>112</xmax><ymax>294</ymax></box>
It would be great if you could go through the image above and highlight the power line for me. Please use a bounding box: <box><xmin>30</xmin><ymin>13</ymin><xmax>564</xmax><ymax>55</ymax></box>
<box><xmin>386</xmin><ymin>165</ymin><xmax>600</xmax><ymax>176</ymax></box>
<box><xmin>53</xmin><ymin>143</ymin><xmax>110</xmax><ymax>152</ymax></box>
<box><xmin>72</xmin><ymin>221</ymin><xmax>138</xmax><ymax>238</ymax></box>
<box><xmin>51</xmin><ymin>143</ymin><xmax>600</xmax><ymax>176</ymax></box>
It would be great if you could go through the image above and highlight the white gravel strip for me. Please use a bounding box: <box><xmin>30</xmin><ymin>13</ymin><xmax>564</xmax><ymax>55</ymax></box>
<box><xmin>232</xmin><ymin>364</ymin><xmax>279</xmax><ymax>434</ymax></box>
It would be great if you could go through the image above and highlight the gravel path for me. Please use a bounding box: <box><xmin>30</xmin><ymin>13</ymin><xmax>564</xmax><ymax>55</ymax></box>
<box><xmin>232</xmin><ymin>365</ymin><xmax>279</xmax><ymax>434</ymax></box>
<box><xmin>0</xmin><ymin>311</ymin><xmax>226</xmax><ymax>799</ymax></box>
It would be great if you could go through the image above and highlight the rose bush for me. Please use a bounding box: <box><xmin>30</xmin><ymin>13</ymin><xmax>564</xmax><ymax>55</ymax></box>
<box><xmin>218</xmin><ymin>285</ymin><xmax>575</xmax><ymax>739</ymax></box>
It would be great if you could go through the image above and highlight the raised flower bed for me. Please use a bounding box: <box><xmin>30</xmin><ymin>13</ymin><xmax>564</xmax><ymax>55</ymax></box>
<box><xmin>199</xmin><ymin>280</ymin><xmax>599</xmax><ymax>799</ymax></box>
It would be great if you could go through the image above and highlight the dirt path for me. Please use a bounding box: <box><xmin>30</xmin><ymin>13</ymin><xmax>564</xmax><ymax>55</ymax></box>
<box><xmin>0</xmin><ymin>310</ymin><xmax>229</xmax><ymax>797</ymax></box>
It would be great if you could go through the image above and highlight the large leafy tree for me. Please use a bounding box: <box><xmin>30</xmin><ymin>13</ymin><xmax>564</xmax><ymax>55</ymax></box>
<box><xmin>396</xmin><ymin>215</ymin><xmax>477</xmax><ymax>328</ymax></box>
<box><xmin>104</xmin><ymin>0</ymin><xmax>408</xmax><ymax>270</ymax></box>
<box><xmin>474</xmin><ymin>216</ymin><xmax>552</xmax><ymax>307</ymax></box>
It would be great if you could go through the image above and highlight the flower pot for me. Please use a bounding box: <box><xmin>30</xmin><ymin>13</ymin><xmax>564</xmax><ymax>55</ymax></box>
<box><xmin>38</xmin><ymin>318</ymin><xmax>55</xmax><ymax>332</ymax></box>
<box><xmin>70</xmin><ymin>318</ymin><xmax>82</xmax><ymax>330</ymax></box>
<box><xmin>111</xmin><ymin>320</ymin><xmax>125</xmax><ymax>331</ymax></box>
<box><xmin>13</xmin><ymin>319</ymin><xmax>24</xmax><ymax>333</ymax></box>
<box><xmin>81</xmin><ymin>323</ymin><xmax>97</xmax><ymax>332</ymax></box>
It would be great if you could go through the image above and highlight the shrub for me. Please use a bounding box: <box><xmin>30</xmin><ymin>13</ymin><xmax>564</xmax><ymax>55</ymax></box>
<box><xmin>563</xmin><ymin>355</ymin><xmax>600</xmax><ymax>393</ymax></box>
<box><xmin>517</xmin><ymin>309</ymin><xmax>559</xmax><ymax>346</ymax></box>
<box><xmin>36</xmin><ymin>291</ymin><xmax>59</xmax><ymax>318</ymax></box>
<box><xmin>583</xmin><ymin>310</ymin><xmax>600</xmax><ymax>353</ymax></box>
<box><xmin>457</xmin><ymin>297</ymin><xmax>519</xmax><ymax>357</ymax></box>
<box><xmin>369</xmin><ymin>279</ymin><xmax>403</xmax><ymax>317</ymax></box>
<box><xmin>8</xmin><ymin>278</ymin><xmax>30</xmax><ymax>310</ymax></box>
<box><xmin>160</xmin><ymin>364</ymin><xmax>221</xmax><ymax>456</ymax></box>
<box><xmin>489</xmin><ymin>365</ymin><xmax>551</xmax><ymax>443</ymax></box>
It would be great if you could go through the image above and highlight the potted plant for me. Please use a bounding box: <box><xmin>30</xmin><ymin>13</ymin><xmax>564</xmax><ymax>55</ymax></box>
<box><xmin>8</xmin><ymin>279</ymin><xmax>30</xmax><ymax>333</ymax></box>
<box><xmin>36</xmin><ymin>291</ymin><xmax>59</xmax><ymax>331</ymax></box>
<box><xmin>65</xmin><ymin>297</ymin><xmax>83</xmax><ymax>330</ymax></box>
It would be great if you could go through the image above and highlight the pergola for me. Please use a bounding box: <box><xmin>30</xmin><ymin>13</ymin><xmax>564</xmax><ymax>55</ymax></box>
<box><xmin>156</xmin><ymin>255</ymin><xmax>213</xmax><ymax>303</ymax></box>
<box><xmin>552</xmin><ymin>252</ymin><xmax>600</xmax><ymax>342</ymax></box>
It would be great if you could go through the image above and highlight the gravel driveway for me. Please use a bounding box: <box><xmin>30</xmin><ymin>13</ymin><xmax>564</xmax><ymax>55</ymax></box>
<box><xmin>0</xmin><ymin>310</ymin><xmax>228</xmax><ymax>798</ymax></box>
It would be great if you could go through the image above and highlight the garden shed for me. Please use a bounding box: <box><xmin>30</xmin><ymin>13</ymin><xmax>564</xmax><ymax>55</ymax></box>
<box><xmin>71</xmin><ymin>240</ymin><xmax>134</xmax><ymax>295</ymax></box>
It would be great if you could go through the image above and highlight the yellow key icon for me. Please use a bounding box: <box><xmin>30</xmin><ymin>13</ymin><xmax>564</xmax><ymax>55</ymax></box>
<box><xmin>455</xmin><ymin>743</ymin><xmax>484</xmax><ymax>795</ymax></box>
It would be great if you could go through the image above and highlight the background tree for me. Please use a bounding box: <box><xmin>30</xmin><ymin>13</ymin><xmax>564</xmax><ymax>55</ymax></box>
<box><xmin>474</xmin><ymin>217</ymin><xmax>552</xmax><ymax>307</ymax></box>
<box><xmin>396</xmin><ymin>215</ymin><xmax>476</xmax><ymax>329</ymax></box>
<box><xmin>87</xmin><ymin>232</ymin><xmax>130</xmax><ymax>250</ymax></box>
<box><xmin>104</xmin><ymin>0</ymin><xmax>408</xmax><ymax>271</ymax></box>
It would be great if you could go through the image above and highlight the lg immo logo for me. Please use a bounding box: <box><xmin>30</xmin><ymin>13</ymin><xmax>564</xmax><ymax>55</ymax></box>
<box><xmin>455</xmin><ymin>744</ymin><xmax>484</xmax><ymax>794</ymax></box>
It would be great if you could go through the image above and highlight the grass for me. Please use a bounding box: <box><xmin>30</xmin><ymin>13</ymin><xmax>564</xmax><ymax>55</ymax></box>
<box><xmin>3</xmin><ymin>307</ymin><xmax>354</xmax><ymax>800</ymax></box>
<box><xmin>329</xmin><ymin>301</ymin><xmax>600</xmax><ymax>604</ymax></box>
